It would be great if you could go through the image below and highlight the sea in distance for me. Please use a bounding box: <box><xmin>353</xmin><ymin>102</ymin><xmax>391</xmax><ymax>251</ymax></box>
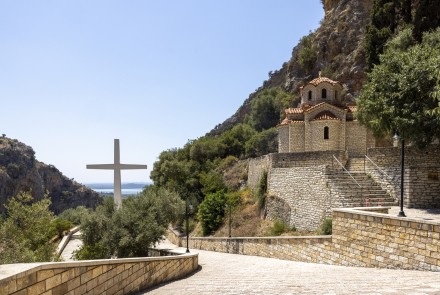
<box><xmin>85</xmin><ymin>182</ymin><xmax>150</xmax><ymax>196</ymax></box>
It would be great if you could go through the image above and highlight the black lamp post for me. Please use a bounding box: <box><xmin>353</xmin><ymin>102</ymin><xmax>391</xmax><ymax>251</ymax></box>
<box><xmin>185</xmin><ymin>200</ymin><xmax>193</xmax><ymax>253</ymax></box>
<box><xmin>227</xmin><ymin>204</ymin><xmax>232</xmax><ymax>238</ymax></box>
<box><xmin>393</xmin><ymin>133</ymin><xmax>406</xmax><ymax>217</ymax></box>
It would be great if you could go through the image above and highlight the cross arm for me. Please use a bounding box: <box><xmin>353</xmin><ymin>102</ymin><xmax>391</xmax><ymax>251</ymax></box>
<box><xmin>118</xmin><ymin>164</ymin><xmax>148</xmax><ymax>170</ymax></box>
<box><xmin>87</xmin><ymin>164</ymin><xmax>115</xmax><ymax>170</ymax></box>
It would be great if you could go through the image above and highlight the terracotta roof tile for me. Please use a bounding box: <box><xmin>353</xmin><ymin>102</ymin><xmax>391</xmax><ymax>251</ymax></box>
<box><xmin>277</xmin><ymin>118</ymin><xmax>304</xmax><ymax>127</ymax></box>
<box><xmin>285</xmin><ymin>108</ymin><xmax>303</xmax><ymax>114</ymax></box>
<box><xmin>304</xmin><ymin>102</ymin><xmax>327</xmax><ymax>112</ymax></box>
<box><xmin>312</xmin><ymin>111</ymin><xmax>340</xmax><ymax>121</ymax></box>
<box><xmin>308</xmin><ymin>76</ymin><xmax>341</xmax><ymax>86</ymax></box>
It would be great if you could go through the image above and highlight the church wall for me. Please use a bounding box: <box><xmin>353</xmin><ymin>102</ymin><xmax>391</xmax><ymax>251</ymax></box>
<box><xmin>309</xmin><ymin>121</ymin><xmax>341</xmax><ymax>151</ymax></box>
<box><xmin>345</xmin><ymin>122</ymin><xmax>368</xmax><ymax>155</ymax></box>
<box><xmin>267</xmin><ymin>165</ymin><xmax>331</xmax><ymax>231</ymax></box>
<box><xmin>278</xmin><ymin>125</ymin><xmax>289</xmax><ymax>153</ymax></box>
<box><xmin>289</xmin><ymin>123</ymin><xmax>305</xmax><ymax>152</ymax></box>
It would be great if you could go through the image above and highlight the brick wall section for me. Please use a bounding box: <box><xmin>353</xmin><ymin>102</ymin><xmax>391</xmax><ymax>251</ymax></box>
<box><xmin>0</xmin><ymin>252</ymin><xmax>198</xmax><ymax>295</ymax></box>
<box><xmin>247</xmin><ymin>155</ymin><xmax>270</xmax><ymax>193</ymax></box>
<box><xmin>278</xmin><ymin>125</ymin><xmax>289</xmax><ymax>153</ymax></box>
<box><xmin>269</xmin><ymin>150</ymin><xmax>346</xmax><ymax>168</ymax></box>
<box><xmin>366</xmin><ymin>145</ymin><xmax>440</xmax><ymax>208</ymax></box>
<box><xmin>268</xmin><ymin>165</ymin><xmax>331</xmax><ymax>231</ymax></box>
<box><xmin>180</xmin><ymin>208</ymin><xmax>440</xmax><ymax>272</ymax></box>
<box><xmin>332</xmin><ymin>208</ymin><xmax>440</xmax><ymax>271</ymax></box>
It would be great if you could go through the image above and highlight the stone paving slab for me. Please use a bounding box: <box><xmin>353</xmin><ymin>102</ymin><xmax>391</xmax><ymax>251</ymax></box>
<box><xmin>139</xmin><ymin>240</ymin><xmax>440</xmax><ymax>295</ymax></box>
<box><xmin>388</xmin><ymin>206</ymin><xmax>440</xmax><ymax>221</ymax></box>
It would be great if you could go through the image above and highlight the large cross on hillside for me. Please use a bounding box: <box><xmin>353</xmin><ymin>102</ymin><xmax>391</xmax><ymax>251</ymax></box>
<box><xmin>87</xmin><ymin>139</ymin><xmax>148</xmax><ymax>209</ymax></box>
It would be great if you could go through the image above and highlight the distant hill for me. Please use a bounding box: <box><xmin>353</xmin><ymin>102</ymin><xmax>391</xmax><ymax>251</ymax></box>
<box><xmin>209</xmin><ymin>0</ymin><xmax>372</xmax><ymax>135</ymax></box>
<box><xmin>0</xmin><ymin>136</ymin><xmax>102</xmax><ymax>214</ymax></box>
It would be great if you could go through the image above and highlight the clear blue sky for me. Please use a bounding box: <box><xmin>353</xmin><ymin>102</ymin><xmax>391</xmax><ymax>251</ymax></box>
<box><xmin>0</xmin><ymin>1</ymin><xmax>324</xmax><ymax>184</ymax></box>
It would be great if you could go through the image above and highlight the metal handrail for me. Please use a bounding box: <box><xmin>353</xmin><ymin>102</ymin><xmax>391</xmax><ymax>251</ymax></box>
<box><xmin>332</xmin><ymin>155</ymin><xmax>361</xmax><ymax>188</ymax></box>
<box><xmin>364</xmin><ymin>155</ymin><xmax>385</xmax><ymax>175</ymax></box>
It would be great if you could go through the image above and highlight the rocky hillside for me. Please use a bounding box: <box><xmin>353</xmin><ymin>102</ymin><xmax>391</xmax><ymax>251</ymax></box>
<box><xmin>210</xmin><ymin>0</ymin><xmax>372</xmax><ymax>135</ymax></box>
<box><xmin>0</xmin><ymin>136</ymin><xmax>102</xmax><ymax>214</ymax></box>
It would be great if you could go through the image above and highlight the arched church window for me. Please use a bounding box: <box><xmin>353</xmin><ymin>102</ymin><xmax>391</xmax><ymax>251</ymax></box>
<box><xmin>335</xmin><ymin>90</ymin><xmax>338</xmax><ymax>99</ymax></box>
<box><xmin>308</xmin><ymin>90</ymin><xmax>312</xmax><ymax>101</ymax></box>
<box><xmin>322</xmin><ymin>88</ymin><xmax>327</xmax><ymax>99</ymax></box>
<box><xmin>324</xmin><ymin>126</ymin><xmax>329</xmax><ymax>140</ymax></box>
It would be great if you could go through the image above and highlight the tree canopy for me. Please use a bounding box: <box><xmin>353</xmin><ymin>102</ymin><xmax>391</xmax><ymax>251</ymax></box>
<box><xmin>74</xmin><ymin>187</ymin><xmax>183</xmax><ymax>259</ymax></box>
<box><xmin>357</xmin><ymin>28</ymin><xmax>440</xmax><ymax>146</ymax></box>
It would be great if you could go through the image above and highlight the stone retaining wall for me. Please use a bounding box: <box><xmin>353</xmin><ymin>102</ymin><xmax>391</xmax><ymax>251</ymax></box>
<box><xmin>267</xmin><ymin>165</ymin><xmax>331</xmax><ymax>231</ymax></box>
<box><xmin>0</xmin><ymin>252</ymin><xmax>198</xmax><ymax>295</ymax></box>
<box><xmin>366</xmin><ymin>145</ymin><xmax>440</xmax><ymax>208</ymax></box>
<box><xmin>181</xmin><ymin>207</ymin><xmax>440</xmax><ymax>272</ymax></box>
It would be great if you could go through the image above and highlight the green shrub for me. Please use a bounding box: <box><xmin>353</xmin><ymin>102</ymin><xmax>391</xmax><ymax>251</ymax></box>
<box><xmin>197</xmin><ymin>191</ymin><xmax>226</xmax><ymax>236</ymax></box>
<box><xmin>270</xmin><ymin>221</ymin><xmax>285</xmax><ymax>236</ymax></box>
<box><xmin>257</xmin><ymin>171</ymin><xmax>268</xmax><ymax>210</ymax></box>
<box><xmin>318</xmin><ymin>217</ymin><xmax>332</xmax><ymax>235</ymax></box>
<box><xmin>298</xmin><ymin>33</ymin><xmax>317</xmax><ymax>72</ymax></box>
<box><xmin>6</xmin><ymin>163</ymin><xmax>20</xmax><ymax>179</ymax></box>
<box><xmin>49</xmin><ymin>218</ymin><xmax>72</xmax><ymax>238</ymax></box>
<box><xmin>58</xmin><ymin>206</ymin><xmax>91</xmax><ymax>225</ymax></box>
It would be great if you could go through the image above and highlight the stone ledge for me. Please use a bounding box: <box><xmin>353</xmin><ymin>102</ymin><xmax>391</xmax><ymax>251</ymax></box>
<box><xmin>0</xmin><ymin>253</ymin><xmax>197</xmax><ymax>282</ymax></box>
<box><xmin>334</xmin><ymin>207</ymin><xmax>440</xmax><ymax>227</ymax></box>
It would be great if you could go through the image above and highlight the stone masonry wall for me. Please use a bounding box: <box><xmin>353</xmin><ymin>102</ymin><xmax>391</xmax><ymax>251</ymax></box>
<box><xmin>278</xmin><ymin>125</ymin><xmax>289</xmax><ymax>153</ymax></box>
<box><xmin>270</xmin><ymin>150</ymin><xmax>346</xmax><ymax>168</ymax></box>
<box><xmin>247</xmin><ymin>155</ymin><xmax>270</xmax><ymax>192</ymax></box>
<box><xmin>265</xmin><ymin>195</ymin><xmax>291</xmax><ymax>225</ymax></box>
<box><xmin>0</xmin><ymin>253</ymin><xmax>198</xmax><ymax>295</ymax></box>
<box><xmin>183</xmin><ymin>207</ymin><xmax>440</xmax><ymax>272</ymax></box>
<box><xmin>268</xmin><ymin>165</ymin><xmax>331</xmax><ymax>231</ymax></box>
<box><xmin>290</xmin><ymin>123</ymin><xmax>305</xmax><ymax>152</ymax></box>
<box><xmin>366</xmin><ymin>145</ymin><xmax>440</xmax><ymax>208</ymax></box>
<box><xmin>345</xmin><ymin>122</ymin><xmax>368</xmax><ymax>155</ymax></box>
<box><xmin>309</xmin><ymin>120</ymin><xmax>341</xmax><ymax>152</ymax></box>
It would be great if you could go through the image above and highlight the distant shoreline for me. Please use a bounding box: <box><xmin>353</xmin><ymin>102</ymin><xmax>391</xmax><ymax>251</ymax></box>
<box><xmin>84</xmin><ymin>182</ymin><xmax>150</xmax><ymax>190</ymax></box>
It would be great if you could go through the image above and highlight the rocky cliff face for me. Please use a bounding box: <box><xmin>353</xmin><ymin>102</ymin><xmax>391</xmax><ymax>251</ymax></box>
<box><xmin>210</xmin><ymin>0</ymin><xmax>372</xmax><ymax>135</ymax></box>
<box><xmin>0</xmin><ymin>136</ymin><xmax>102</xmax><ymax>214</ymax></box>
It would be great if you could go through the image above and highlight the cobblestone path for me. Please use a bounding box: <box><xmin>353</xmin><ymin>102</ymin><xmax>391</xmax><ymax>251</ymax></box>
<box><xmin>139</xmin><ymin>241</ymin><xmax>440</xmax><ymax>295</ymax></box>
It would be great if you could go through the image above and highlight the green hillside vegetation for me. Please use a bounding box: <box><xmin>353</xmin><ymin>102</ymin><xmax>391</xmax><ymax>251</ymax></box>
<box><xmin>0</xmin><ymin>193</ymin><xmax>71</xmax><ymax>264</ymax></box>
<box><xmin>151</xmin><ymin>0</ymin><xmax>440</xmax><ymax>238</ymax></box>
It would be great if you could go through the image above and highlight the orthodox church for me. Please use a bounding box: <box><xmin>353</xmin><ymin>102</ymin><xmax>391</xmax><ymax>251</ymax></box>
<box><xmin>277</xmin><ymin>75</ymin><xmax>380</xmax><ymax>155</ymax></box>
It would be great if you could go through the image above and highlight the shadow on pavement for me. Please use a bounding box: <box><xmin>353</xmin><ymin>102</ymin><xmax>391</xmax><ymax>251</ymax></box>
<box><xmin>136</xmin><ymin>265</ymin><xmax>203</xmax><ymax>294</ymax></box>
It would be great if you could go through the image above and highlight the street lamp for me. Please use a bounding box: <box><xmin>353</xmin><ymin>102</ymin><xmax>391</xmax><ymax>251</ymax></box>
<box><xmin>393</xmin><ymin>133</ymin><xmax>406</xmax><ymax>217</ymax></box>
<box><xmin>185</xmin><ymin>200</ymin><xmax>193</xmax><ymax>253</ymax></box>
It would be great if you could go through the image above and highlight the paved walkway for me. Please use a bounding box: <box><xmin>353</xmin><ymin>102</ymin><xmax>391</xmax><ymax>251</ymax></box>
<box><xmin>139</xmin><ymin>239</ymin><xmax>440</xmax><ymax>295</ymax></box>
<box><xmin>388</xmin><ymin>206</ymin><xmax>440</xmax><ymax>221</ymax></box>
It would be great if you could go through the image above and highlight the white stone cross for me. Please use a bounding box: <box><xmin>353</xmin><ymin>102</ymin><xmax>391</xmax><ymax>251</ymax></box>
<box><xmin>87</xmin><ymin>139</ymin><xmax>148</xmax><ymax>209</ymax></box>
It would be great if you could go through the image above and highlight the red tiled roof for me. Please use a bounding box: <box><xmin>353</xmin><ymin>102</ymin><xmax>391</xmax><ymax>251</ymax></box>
<box><xmin>285</xmin><ymin>108</ymin><xmax>303</xmax><ymax>114</ymax></box>
<box><xmin>277</xmin><ymin>118</ymin><xmax>304</xmax><ymax>127</ymax></box>
<box><xmin>312</xmin><ymin>111</ymin><xmax>340</xmax><ymax>121</ymax></box>
<box><xmin>304</xmin><ymin>102</ymin><xmax>327</xmax><ymax>112</ymax></box>
<box><xmin>308</xmin><ymin>76</ymin><xmax>341</xmax><ymax>86</ymax></box>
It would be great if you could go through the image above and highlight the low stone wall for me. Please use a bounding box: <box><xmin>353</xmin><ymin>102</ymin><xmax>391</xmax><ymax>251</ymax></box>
<box><xmin>182</xmin><ymin>207</ymin><xmax>440</xmax><ymax>272</ymax></box>
<box><xmin>0</xmin><ymin>252</ymin><xmax>198</xmax><ymax>295</ymax></box>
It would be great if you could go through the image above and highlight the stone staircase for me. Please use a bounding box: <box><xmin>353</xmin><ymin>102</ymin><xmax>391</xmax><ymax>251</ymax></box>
<box><xmin>344</xmin><ymin>157</ymin><xmax>365</xmax><ymax>173</ymax></box>
<box><xmin>327</xmin><ymin>157</ymin><xmax>397</xmax><ymax>207</ymax></box>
